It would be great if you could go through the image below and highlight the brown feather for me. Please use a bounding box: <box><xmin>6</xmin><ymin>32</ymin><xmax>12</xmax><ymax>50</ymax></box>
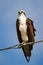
<box><xmin>16</xmin><ymin>18</ymin><xmax>36</xmax><ymax>62</ymax></box>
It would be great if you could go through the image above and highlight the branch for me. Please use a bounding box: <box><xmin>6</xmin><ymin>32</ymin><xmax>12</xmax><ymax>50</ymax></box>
<box><xmin>0</xmin><ymin>40</ymin><xmax>43</xmax><ymax>51</ymax></box>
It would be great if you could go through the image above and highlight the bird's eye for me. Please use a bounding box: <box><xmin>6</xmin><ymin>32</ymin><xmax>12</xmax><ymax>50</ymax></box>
<box><xmin>21</xmin><ymin>11</ymin><xmax>23</xmax><ymax>13</ymax></box>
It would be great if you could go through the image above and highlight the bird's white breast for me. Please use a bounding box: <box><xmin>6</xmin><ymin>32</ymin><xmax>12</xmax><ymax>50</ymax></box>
<box><xmin>19</xmin><ymin>15</ymin><xmax>28</xmax><ymax>42</ymax></box>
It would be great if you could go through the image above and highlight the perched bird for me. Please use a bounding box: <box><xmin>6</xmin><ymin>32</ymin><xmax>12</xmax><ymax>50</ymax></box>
<box><xmin>16</xmin><ymin>10</ymin><xmax>36</xmax><ymax>62</ymax></box>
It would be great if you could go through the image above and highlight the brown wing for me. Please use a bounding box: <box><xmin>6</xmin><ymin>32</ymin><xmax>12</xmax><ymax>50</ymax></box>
<box><xmin>26</xmin><ymin>18</ymin><xmax>36</xmax><ymax>42</ymax></box>
<box><xmin>22</xmin><ymin>18</ymin><xmax>36</xmax><ymax>62</ymax></box>
<box><xmin>16</xmin><ymin>19</ymin><xmax>23</xmax><ymax>43</ymax></box>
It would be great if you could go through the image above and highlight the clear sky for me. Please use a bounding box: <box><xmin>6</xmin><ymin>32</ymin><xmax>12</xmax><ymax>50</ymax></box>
<box><xmin>0</xmin><ymin>0</ymin><xmax>43</xmax><ymax>65</ymax></box>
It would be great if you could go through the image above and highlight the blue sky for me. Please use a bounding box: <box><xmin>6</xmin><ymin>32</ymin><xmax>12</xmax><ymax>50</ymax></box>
<box><xmin>0</xmin><ymin>0</ymin><xmax>43</xmax><ymax>65</ymax></box>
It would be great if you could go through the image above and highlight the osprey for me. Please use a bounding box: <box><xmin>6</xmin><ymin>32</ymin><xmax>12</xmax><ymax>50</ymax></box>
<box><xmin>16</xmin><ymin>10</ymin><xmax>36</xmax><ymax>62</ymax></box>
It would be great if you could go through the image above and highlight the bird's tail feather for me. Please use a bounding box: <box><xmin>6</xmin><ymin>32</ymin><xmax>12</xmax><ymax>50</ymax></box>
<box><xmin>22</xmin><ymin>44</ymin><xmax>33</xmax><ymax>62</ymax></box>
<box><xmin>25</xmin><ymin>56</ymin><xmax>30</xmax><ymax>62</ymax></box>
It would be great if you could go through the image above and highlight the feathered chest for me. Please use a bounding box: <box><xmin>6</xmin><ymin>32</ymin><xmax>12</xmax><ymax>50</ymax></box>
<box><xmin>19</xmin><ymin>16</ymin><xmax>28</xmax><ymax>42</ymax></box>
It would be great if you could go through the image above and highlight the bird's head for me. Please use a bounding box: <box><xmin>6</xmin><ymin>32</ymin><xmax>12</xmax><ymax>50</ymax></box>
<box><xmin>18</xmin><ymin>10</ymin><xmax>26</xmax><ymax>17</ymax></box>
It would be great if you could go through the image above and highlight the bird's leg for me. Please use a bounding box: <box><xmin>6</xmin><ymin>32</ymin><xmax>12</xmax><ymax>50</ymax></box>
<box><xmin>18</xmin><ymin>42</ymin><xmax>24</xmax><ymax>48</ymax></box>
<box><xmin>21</xmin><ymin>41</ymin><xmax>27</xmax><ymax>45</ymax></box>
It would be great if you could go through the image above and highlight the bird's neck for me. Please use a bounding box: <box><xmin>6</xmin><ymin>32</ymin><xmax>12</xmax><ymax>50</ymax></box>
<box><xmin>18</xmin><ymin>14</ymin><xmax>26</xmax><ymax>24</ymax></box>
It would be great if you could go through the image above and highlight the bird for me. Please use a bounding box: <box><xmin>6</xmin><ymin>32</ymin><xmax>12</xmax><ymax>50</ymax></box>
<box><xmin>16</xmin><ymin>10</ymin><xmax>36</xmax><ymax>62</ymax></box>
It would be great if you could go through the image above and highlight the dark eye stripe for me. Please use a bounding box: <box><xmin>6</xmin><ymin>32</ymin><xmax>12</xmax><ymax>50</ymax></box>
<box><xmin>21</xmin><ymin>11</ymin><xmax>25</xmax><ymax>15</ymax></box>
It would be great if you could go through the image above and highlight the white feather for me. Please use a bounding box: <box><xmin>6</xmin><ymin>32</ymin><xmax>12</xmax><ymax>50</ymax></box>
<box><xmin>19</xmin><ymin>13</ymin><xmax>28</xmax><ymax>42</ymax></box>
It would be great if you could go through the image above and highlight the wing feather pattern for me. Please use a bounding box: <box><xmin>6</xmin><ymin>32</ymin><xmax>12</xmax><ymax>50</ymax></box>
<box><xmin>16</xmin><ymin>18</ymin><xmax>36</xmax><ymax>62</ymax></box>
